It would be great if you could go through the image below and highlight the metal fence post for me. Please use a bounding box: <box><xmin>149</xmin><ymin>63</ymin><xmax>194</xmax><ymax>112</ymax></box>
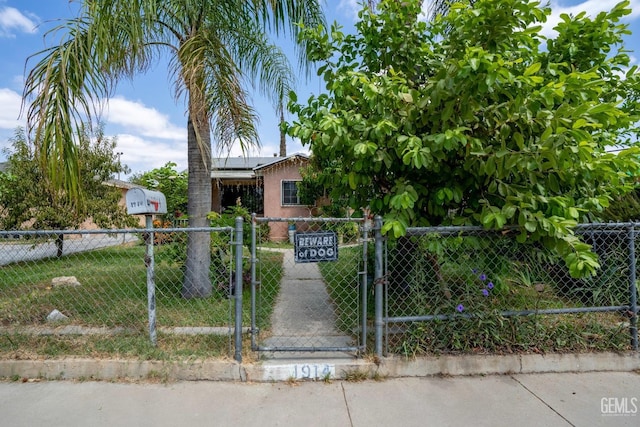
<box><xmin>250</xmin><ymin>213</ymin><xmax>257</xmax><ymax>351</ymax></box>
<box><xmin>234</xmin><ymin>216</ymin><xmax>244</xmax><ymax>362</ymax></box>
<box><xmin>361</xmin><ymin>219</ymin><xmax>369</xmax><ymax>352</ymax></box>
<box><xmin>629</xmin><ymin>225</ymin><xmax>638</xmax><ymax>351</ymax></box>
<box><xmin>374</xmin><ymin>215</ymin><xmax>384</xmax><ymax>358</ymax></box>
<box><xmin>145</xmin><ymin>215</ymin><xmax>157</xmax><ymax>346</ymax></box>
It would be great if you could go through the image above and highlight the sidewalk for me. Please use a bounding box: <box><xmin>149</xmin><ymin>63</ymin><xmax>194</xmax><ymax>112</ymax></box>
<box><xmin>1</xmin><ymin>371</ymin><xmax>638</xmax><ymax>426</ymax></box>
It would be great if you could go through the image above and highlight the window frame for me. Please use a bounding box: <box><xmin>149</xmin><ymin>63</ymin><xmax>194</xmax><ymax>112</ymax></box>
<box><xmin>281</xmin><ymin>179</ymin><xmax>302</xmax><ymax>206</ymax></box>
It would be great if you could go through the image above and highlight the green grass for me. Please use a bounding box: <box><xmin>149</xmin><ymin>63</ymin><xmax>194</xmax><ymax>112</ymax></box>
<box><xmin>2</xmin><ymin>237</ymin><xmax>633</xmax><ymax>359</ymax></box>
<box><xmin>392</xmin><ymin>312</ymin><xmax>631</xmax><ymax>357</ymax></box>
<box><xmin>319</xmin><ymin>243</ymin><xmax>634</xmax><ymax>356</ymax></box>
<box><xmin>0</xmin><ymin>243</ymin><xmax>284</xmax><ymax>359</ymax></box>
<box><xmin>0</xmin><ymin>333</ymin><xmax>233</xmax><ymax>361</ymax></box>
<box><xmin>253</xmin><ymin>250</ymin><xmax>284</xmax><ymax>330</ymax></box>
<box><xmin>319</xmin><ymin>246</ymin><xmax>368</xmax><ymax>335</ymax></box>
<box><xmin>1</xmin><ymin>245</ymin><xmax>148</xmax><ymax>328</ymax></box>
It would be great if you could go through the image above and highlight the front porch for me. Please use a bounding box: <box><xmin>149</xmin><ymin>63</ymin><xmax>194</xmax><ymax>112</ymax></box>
<box><xmin>211</xmin><ymin>154</ymin><xmax>311</xmax><ymax>240</ymax></box>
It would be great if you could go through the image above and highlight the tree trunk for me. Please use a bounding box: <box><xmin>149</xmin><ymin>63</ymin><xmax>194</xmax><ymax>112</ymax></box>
<box><xmin>279</xmin><ymin>103</ymin><xmax>286</xmax><ymax>157</ymax></box>
<box><xmin>182</xmin><ymin>107</ymin><xmax>213</xmax><ymax>299</ymax></box>
<box><xmin>55</xmin><ymin>233</ymin><xmax>64</xmax><ymax>258</ymax></box>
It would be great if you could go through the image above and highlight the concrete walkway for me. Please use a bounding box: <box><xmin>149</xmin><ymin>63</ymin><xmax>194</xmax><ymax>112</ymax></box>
<box><xmin>262</xmin><ymin>249</ymin><xmax>354</xmax><ymax>358</ymax></box>
<box><xmin>1</xmin><ymin>371</ymin><xmax>638</xmax><ymax>426</ymax></box>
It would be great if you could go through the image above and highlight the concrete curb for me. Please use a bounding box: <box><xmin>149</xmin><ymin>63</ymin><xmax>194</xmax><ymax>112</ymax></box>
<box><xmin>379</xmin><ymin>352</ymin><xmax>640</xmax><ymax>377</ymax></box>
<box><xmin>0</xmin><ymin>359</ymin><xmax>244</xmax><ymax>382</ymax></box>
<box><xmin>1</xmin><ymin>352</ymin><xmax>638</xmax><ymax>382</ymax></box>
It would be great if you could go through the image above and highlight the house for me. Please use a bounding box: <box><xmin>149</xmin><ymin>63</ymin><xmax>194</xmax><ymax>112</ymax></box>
<box><xmin>211</xmin><ymin>153</ymin><xmax>313</xmax><ymax>241</ymax></box>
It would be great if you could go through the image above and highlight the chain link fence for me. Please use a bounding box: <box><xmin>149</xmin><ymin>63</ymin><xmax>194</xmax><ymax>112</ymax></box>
<box><xmin>250</xmin><ymin>217</ymin><xmax>368</xmax><ymax>354</ymax></box>
<box><xmin>0</xmin><ymin>227</ymin><xmax>240</xmax><ymax>358</ymax></box>
<box><xmin>2</xmin><ymin>220</ymin><xmax>638</xmax><ymax>360</ymax></box>
<box><xmin>381</xmin><ymin>223</ymin><xmax>639</xmax><ymax>356</ymax></box>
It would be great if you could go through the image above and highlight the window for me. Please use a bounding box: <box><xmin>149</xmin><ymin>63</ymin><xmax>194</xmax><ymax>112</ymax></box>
<box><xmin>281</xmin><ymin>180</ymin><xmax>301</xmax><ymax>206</ymax></box>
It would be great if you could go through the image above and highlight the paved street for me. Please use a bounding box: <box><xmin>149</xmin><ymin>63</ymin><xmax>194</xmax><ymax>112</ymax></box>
<box><xmin>0</xmin><ymin>233</ymin><xmax>138</xmax><ymax>266</ymax></box>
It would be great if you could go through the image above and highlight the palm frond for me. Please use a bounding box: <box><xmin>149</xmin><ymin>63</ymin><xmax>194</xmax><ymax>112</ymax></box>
<box><xmin>249</xmin><ymin>0</ymin><xmax>326</xmax><ymax>71</ymax></box>
<box><xmin>22</xmin><ymin>1</ymin><xmax>164</xmax><ymax>199</ymax></box>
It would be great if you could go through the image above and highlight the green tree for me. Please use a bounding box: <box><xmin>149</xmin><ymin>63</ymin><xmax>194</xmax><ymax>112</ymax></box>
<box><xmin>0</xmin><ymin>127</ymin><xmax>136</xmax><ymax>257</ymax></box>
<box><xmin>365</xmin><ymin>1</ymin><xmax>476</xmax><ymax>21</ymax></box>
<box><xmin>22</xmin><ymin>0</ymin><xmax>325</xmax><ymax>298</ymax></box>
<box><xmin>130</xmin><ymin>162</ymin><xmax>188</xmax><ymax>223</ymax></box>
<box><xmin>425</xmin><ymin>0</ymin><xmax>476</xmax><ymax>21</ymax></box>
<box><xmin>600</xmin><ymin>188</ymin><xmax>640</xmax><ymax>222</ymax></box>
<box><xmin>288</xmin><ymin>0</ymin><xmax>640</xmax><ymax>277</ymax></box>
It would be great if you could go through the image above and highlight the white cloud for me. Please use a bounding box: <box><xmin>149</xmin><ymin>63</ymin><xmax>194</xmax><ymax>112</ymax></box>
<box><xmin>112</xmin><ymin>133</ymin><xmax>187</xmax><ymax>176</ymax></box>
<box><xmin>222</xmin><ymin>142</ymin><xmax>267</xmax><ymax>158</ymax></box>
<box><xmin>542</xmin><ymin>0</ymin><xmax>640</xmax><ymax>38</ymax></box>
<box><xmin>0</xmin><ymin>88</ymin><xmax>23</xmax><ymax>129</ymax></box>
<box><xmin>337</xmin><ymin>0</ymin><xmax>363</xmax><ymax>21</ymax></box>
<box><xmin>0</xmin><ymin>6</ymin><xmax>38</xmax><ymax>37</ymax></box>
<box><xmin>220</xmin><ymin>137</ymin><xmax>308</xmax><ymax>159</ymax></box>
<box><xmin>103</xmin><ymin>96</ymin><xmax>185</xmax><ymax>141</ymax></box>
<box><xmin>414</xmin><ymin>1</ymin><xmax>640</xmax><ymax>37</ymax></box>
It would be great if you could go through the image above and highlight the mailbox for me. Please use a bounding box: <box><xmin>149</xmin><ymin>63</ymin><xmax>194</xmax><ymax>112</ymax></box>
<box><xmin>126</xmin><ymin>188</ymin><xmax>167</xmax><ymax>215</ymax></box>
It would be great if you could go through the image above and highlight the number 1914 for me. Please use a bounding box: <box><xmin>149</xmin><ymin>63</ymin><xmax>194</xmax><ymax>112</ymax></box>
<box><xmin>292</xmin><ymin>364</ymin><xmax>335</xmax><ymax>380</ymax></box>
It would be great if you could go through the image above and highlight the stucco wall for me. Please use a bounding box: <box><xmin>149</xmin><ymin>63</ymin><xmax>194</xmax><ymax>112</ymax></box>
<box><xmin>260</xmin><ymin>159</ymin><xmax>312</xmax><ymax>241</ymax></box>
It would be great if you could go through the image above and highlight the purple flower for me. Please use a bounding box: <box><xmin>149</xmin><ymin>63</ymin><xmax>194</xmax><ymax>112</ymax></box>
<box><xmin>456</xmin><ymin>304</ymin><xmax>464</xmax><ymax>312</ymax></box>
<box><xmin>481</xmin><ymin>289</ymin><xmax>489</xmax><ymax>297</ymax></box>
<box><xmin>472</xmin><ymin>268</ymin><xmax>478</xmax><ymax>274</ymax></box>
<box><xmin>479</xmin><ymin>273</ymin><xmax>487</xmax><ymax>281</ymax></box>
<box><xmin>487</xmin><ymin>282</ymin><xmax>494</xmax><ymax>290</ymax></box>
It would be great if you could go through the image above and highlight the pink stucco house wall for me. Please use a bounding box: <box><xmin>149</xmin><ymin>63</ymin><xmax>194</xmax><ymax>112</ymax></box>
<box><xmin>255</xmin><ymin>154</ymin><xmax>312</xmax><ymax>241</ymax></box>
<box><xmin>211</xmin><ymin>153</ymin><xmax>313</xmax><ymax>241</ymax></box>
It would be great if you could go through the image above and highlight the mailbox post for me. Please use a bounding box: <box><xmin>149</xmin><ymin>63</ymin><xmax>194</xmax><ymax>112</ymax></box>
<box><xmin>126</xmin><ymin>189</ymin><xmax>167</xmax><ymax>346</ymax></box>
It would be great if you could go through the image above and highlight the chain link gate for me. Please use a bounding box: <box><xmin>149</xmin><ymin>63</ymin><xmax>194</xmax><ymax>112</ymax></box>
<box><xmin>250</xmin><ymin>216</ymin><xmax>369</xmax><ymax>355</ymax></box>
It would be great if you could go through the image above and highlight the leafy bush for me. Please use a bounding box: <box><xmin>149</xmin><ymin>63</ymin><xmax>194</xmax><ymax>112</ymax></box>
<box><xmin>600</xmin><ymin>189</ymin><xmax>640</xmax><ymax>222</ymax></box>
<box><xmin>288</xmin><ymin>0</ymin><xmax>640</xmax><ymax>279</ymax></box>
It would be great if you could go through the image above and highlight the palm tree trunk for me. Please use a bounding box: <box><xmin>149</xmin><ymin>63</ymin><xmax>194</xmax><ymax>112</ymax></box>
<box><xmin>182</xmin><ymin>108</ymin><xmax>213</xmax><ymax>299</ymax></box>
<box><xmin>279</xmin><ymin>102</ymin><xmax>286</xmax><ymax>157</ymax></box>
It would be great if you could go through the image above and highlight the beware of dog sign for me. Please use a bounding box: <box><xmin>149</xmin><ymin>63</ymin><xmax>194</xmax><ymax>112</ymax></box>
<box><xmin>294</xmin><ymin>231</ymin><xmax>339</xmax><ymax>263</ymax></box>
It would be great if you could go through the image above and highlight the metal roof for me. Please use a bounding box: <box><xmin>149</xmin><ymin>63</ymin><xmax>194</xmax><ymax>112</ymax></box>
<box><xmin>212</xmin><ymin>156</ymin><xmax>283</xmax><ymax>171</ymax></box>
<box><xmin>253</xmin><ymin>153</ymin><xmax>309</xmax><ymax>171</ymax></box>
<box><xmin>211</xmin><ymin>154</ymin><xmax>309</xmax><ymax>179</ymax></box>
<box><xmin>102</xmin><ymin>179</ymin><xmax>146</xmax><ymax>190</ymax></box>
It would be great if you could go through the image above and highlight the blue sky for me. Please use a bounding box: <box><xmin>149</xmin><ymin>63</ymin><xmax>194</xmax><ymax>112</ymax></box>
<box><xmin>0</xmin><ymin>0</ymin><xmax>639</xmax><ymax>177</ymax></box>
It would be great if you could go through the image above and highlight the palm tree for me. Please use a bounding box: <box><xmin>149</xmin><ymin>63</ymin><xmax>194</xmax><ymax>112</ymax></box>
<box><xmin>367</xmin><ymin>1</ymin><xmax>473</xmax><ymax>21</ymax></box>
<box><xmin>425</xmin><ymin>0</ymin><xmax>475</xmax><ymax>21</ymax></box>
<box><xmin>22</xmin><ymin>0</ymin><xmax>325</xmax><ymax>298</ymax></box>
